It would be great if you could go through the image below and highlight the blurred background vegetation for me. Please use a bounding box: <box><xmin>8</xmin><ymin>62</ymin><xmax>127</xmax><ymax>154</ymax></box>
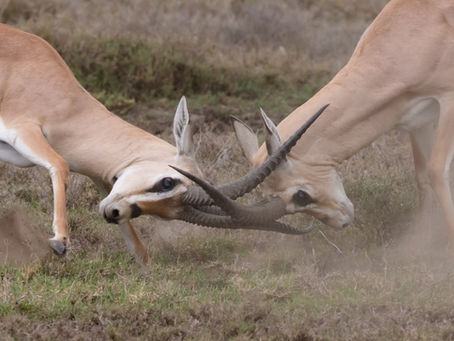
<box><xmin>1</xmin><ymin>0</ymin><xmax>387</xmax><ymax>114</ymax></box>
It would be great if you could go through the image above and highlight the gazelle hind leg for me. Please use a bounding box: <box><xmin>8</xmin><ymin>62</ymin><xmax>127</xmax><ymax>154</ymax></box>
<box><xmin>10</xmin><ymin>125</ymin><xmax>70</xmax><ymax>254</ymax></box>
<box><xmin>427</xmin><ymin>101</ymin><xmax>454</xmax><ymax>242</ymax></box>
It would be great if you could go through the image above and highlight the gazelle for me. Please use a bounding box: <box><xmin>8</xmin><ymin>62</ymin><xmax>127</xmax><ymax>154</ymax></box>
<box><xmin>218</xmin><ymin>0</ymin><xmax>454</xmax><ymax>237</ymax></box>
<box><xmin>0</xmin><ymin>24</ymin><xmax>321</xmax><ymax>264</ymax></box>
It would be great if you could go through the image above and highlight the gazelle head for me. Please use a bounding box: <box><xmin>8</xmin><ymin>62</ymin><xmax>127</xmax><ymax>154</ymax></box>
<box><xmin>100</xmin><ymin>99</ymin><xmax>328</xmax><ymax>234</ymax></box>
<box><xmin>100</xmin><ymin>96</ymin><xmax>201</xmax><ymax>224</ymax></box>
<box><xmin>232</xmin><ymin>108</ymin><xmax>354</xmax><ymax>229</ymax></box>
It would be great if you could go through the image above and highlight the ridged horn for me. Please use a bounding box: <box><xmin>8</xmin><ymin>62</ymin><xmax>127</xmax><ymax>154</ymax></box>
<box><xmin>170</xmin><ymin>165</ymin><xmax>287</xmax><ymax>224</ymax></box>
<box><xmin>179</xmin><ymin>206</ymin><xmax>316</xmax><ymax>235</ymax></box>
<box><xmin>180</xmin><ymin>104</ymin><xmax>329</xmax><ymax>207</ymax></box>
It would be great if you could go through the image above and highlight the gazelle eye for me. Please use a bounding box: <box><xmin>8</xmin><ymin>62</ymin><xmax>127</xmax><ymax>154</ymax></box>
<box><xmin>147</xmin><ymin>177</ymin><xmax>180</xmax><ymax>193</ymax></box>
<box><xmin>161</xmin><ymin>177</ymin><xmax>174</xmax><ymax>190</ymax></box>
<box><xmin>292</xmin><ymin>190</ymin><xmax>313</xmax><ymax>206</ymax></box>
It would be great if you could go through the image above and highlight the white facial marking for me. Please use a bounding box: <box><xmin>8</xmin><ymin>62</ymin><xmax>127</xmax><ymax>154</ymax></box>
<box><xmin>99</xmin><ymin>165</ymin><xmax>189</xmax><ymax>217</ymax></box>
<box><xmin>125</xmin><ymin>185</ymin><xmax>186</xmax><ymax>204</ymax></box>
<box><xmin>281</xmin><ymin>169</ymin><xmax>354</xmax><ymax>228</ymax></box>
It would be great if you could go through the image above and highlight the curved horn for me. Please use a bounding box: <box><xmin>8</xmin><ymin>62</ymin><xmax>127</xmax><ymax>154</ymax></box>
<box><xmin>181</xmin><ymin>104</ymin><xmax>329</xmax><ymax>207</ymax></box>
<box><xmin>179</xmin><ymin>206</ymin><xmax>316</xmax><ymax>235</ymax></box>
<box><xmin>170</xmin><ymin>165</ymin><xmax>287</xmax><ymax>224</ymax></box>
<box><xmin>171</xmin><ymin>165</ymin><xmax>316</xmax><ymax>235</ymax></box>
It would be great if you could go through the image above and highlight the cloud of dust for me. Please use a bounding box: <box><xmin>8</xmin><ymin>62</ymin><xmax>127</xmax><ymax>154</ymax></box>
<box><xmin>0</xmin><ymin>209</ymin><xmax>50</xmax><ymax>266</ymax></box>
<box><xmin>388</xmin><ymin>199</ymin><xmax>454</xmax><ymax>272</ymax></box>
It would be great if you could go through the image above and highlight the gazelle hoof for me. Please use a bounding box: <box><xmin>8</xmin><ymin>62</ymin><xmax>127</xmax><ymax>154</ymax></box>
<box><xmin>49</xmin><ymin>239</ymin><xmax>67</xmax><ymax>255</ymax></box>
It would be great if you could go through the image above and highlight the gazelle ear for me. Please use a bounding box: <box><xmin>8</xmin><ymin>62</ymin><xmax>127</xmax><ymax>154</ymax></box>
<box><xmin>260</xmin><ymin>108</ymin><xmax>283</xmax><ymax>157</ymax></box>
<box><xmin>173</xmin><ymin>96</ymin><xmax>193</xmax><ymax>156</ymax></box>
<box><xmin>231</xmin><ymin>116</ymin><xmax>259</xmax><ymax>164</ymax></box>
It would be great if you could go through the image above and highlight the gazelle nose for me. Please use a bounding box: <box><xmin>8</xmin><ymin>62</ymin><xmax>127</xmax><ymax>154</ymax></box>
<box><xmin>104</xmin><ymin>206</ymin><xmax>120</xmax><ymax>224</ymax></box>
<box><xmin>112</xmin><ymin>209</ymin><xmax>120</xmax><ymax>218</ymax></box>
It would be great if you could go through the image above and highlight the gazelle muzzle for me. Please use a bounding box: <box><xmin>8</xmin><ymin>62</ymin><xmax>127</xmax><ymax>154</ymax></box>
<box><xmin>171</xmin><ymin>104</ymin><xmax>329</xmax><ymax>234</ymax></box>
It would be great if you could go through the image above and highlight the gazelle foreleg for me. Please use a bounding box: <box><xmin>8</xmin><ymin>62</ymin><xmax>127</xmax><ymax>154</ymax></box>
<box><xmin>427</xmin><ymin>102</ymin><xmax>454</xmax><ymax>242</ymax></box>
<box><xmin>118</xmin><ymin>221</ymin><xmax>149</xmax><ymax>266</ymax></box>
<box><xmin>409</xmin><ymin>122</ymin><xmax>436</xmax><ymax>210</ymax></box>
<box><xmin>10</xmin><ymin>124</ymin><xmax>70</xmax><ymax>254</ymax></box>
<box><xmin>94</xmin><ymin>181</ymin><xmax>148</xmax><ymax>265</ymax></box>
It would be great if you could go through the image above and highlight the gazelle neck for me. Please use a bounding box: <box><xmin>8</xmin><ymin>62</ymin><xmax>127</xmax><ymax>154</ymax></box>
<box><xmin>256</xmin><ymin>0</ymin><xmax>450</xmax><ymax>168</ymax></box>
<box><xmin>278</xmin><ymin>69</ymin><xmax>409</xmax><ymax>167</ymax></box>
<box><xmin>253</xmin><ymin>58</ymin><xmax>410</xmax><ymax>169</ymax></box>
<box><xmin>50</xmin><ymin>105</ymin><xmax>176</xmax><ymax>184</ymax></box>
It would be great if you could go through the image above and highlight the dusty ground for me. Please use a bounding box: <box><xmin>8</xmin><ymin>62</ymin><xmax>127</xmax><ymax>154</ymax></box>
<box><xmin>1</xmin><ymin>106</ymin><xmax>454</xmax><ymax>340</ymax></box>
<box><xmin>0</xmin><ymin>210</ymin><xmax>50</xmax><ymax>266</ymax></box>
<box><xmin>2</xmin><ymin>1</ymin><xmax>454</xmax><ymax>339</ymax></box>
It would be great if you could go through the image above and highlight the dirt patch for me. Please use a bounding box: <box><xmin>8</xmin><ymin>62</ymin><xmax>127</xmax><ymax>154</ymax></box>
<box><xmin>0</xmin><ymin>209</ymin><xmax>50</xmax><ymax>266</ymax></box>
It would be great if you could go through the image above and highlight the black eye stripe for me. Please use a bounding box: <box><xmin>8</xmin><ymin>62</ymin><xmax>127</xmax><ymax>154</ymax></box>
<box><xmin>146</xmin><ymin>178</ymin><xmax>182</xmax><ymax>193</ymax></box>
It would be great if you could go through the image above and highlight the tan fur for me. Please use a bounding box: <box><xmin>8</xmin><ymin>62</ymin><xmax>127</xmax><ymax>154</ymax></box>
<box><xmin>137</xmin><ymin>196</ymin><xmax>183</xmax><ymax>219</ymax></box>
<box><xmin>243</xmin><ymin>0</ymin><xmax>454</xmax><ymax>236</ymax></box>
<box><xmin>0</xmin><ymin>24</ymin><xmax>196</xmax><ymax>261</ymax></box>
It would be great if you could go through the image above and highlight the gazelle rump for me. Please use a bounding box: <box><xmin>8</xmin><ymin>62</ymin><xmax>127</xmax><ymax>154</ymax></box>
<box><xmin>233</xmin><ymin>0</ymin><xmax>454</xmax><ymax>237</ymax></box>
<box><xmin>0</xmin><ymin>24</ymin><xmax>319</xmax><ymax>264</ymax></box>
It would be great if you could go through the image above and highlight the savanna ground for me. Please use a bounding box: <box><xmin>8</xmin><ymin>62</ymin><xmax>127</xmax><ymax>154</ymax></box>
<box><xmin>1</xmin><ymin>0</ymin><xmax>454</xmax><ymax>340</ymax></box>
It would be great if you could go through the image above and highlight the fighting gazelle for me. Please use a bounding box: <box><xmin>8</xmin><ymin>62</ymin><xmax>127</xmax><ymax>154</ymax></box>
<box><xmin>0</xmin><ymin>24</ymin><xmax>323</xmax><ymax>264</ymax></box>
<box><xmin>177</xmin><ymin>0</ymin><xmax>454</xmax><ymax>239</ymax></box>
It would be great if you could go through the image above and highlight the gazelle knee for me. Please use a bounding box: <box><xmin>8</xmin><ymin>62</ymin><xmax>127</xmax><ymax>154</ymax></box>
<box><xmin>50</xmin><ymin>161</ymin><xmax>69</xmax><ymax>184</ymax></box>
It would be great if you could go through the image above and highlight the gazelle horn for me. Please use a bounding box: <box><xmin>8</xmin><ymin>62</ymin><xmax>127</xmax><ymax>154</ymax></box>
<box><xmin>180</xmin><ymin>104</ymin><xmax>329</xmax><ymax>207</ymax></box>
<box><xmin>179</xmin><ymin>205</ymin><xmax>316</xmax><ymax>234</ymax></box>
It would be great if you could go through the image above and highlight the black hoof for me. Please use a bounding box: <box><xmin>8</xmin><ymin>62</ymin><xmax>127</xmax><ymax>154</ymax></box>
<box><xmin>49</xmin><ymin>239</ymin><xmax>67</xmax><ymax>255</ymax></box>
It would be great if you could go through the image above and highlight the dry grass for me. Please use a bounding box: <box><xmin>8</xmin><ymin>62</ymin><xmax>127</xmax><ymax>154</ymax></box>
<box><xmin>3</xmin><ymin>0</ymin><xmax>454</xmax><ymax>339</ymax></box>
<box><xmin>1</xmin><ymin>0</ymin><xmax>388</xmax><ymax>114</ymax></box>
<box><xmin>1</xmin><ymin>115</ymin><xmax>453</xmax><ymax>339</ymax></box>
<box><xmin>2</xmin><ymin>0</ymin><xmax>387</xmax><ymax>72</ymax></box>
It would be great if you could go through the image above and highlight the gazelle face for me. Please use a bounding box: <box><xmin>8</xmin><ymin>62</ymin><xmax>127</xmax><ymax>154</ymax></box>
<box><xmin>260</xmin><ymin>164</ymin><xmax>354</xmax><ymax>229</ymax></box>
<box><xmin>100</xmin><ymin>97</ymin><xmax>200</xmax><ymax>224</ymax></box>
<box><xmin>233</xmin><ymin>109</ymin><xmax>354</xmax><ymax>229</ymax></box>
<box><xmin>100</xmin><ymin>157</ymin><xmax>199</xmax><ymax>224</ymax></box>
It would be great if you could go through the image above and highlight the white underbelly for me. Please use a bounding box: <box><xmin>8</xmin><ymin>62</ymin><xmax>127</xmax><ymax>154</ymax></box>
<box><xmin>0</xmin><ymin>141</ymin><xmax>34</xmax><ymax>167</ymax></box>
<box><xmin>0</xmin><ymin>117</ymin><xmax>35</xmax><ymax>167</ymax></box>
<box><xmin>397</xmin><ymin>97</ymin><xmax>440</xmax><ymax>131</ymax></box>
